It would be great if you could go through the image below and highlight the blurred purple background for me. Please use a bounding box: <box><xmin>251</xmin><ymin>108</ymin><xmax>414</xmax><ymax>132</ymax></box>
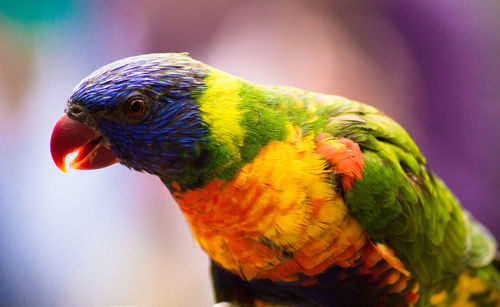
<box><xmin>0</xmin><ymin>1</ymin><xmax>499</xmax><ymax>306</ymax></box>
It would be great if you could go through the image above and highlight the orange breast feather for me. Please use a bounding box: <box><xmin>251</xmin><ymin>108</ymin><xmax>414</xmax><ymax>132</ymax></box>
<box><xmin>172</xmin><ymin>131</ymin><xmax>419</xmax><ymax>303</ymax></box>
<box><xmin>172</xmin><ymin>132</ymin><xmax>368</xmax><ymax>282</ymax></box>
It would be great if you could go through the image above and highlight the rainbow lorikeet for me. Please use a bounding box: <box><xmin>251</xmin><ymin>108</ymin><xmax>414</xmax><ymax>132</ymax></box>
<box><xmin>51</xmin><ymin>53</ymin><xmax>500</xmax><ymax>306</ymax></box>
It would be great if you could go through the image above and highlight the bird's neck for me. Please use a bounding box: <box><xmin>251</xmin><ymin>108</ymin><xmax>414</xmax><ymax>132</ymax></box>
<box><xmin>161</xmin><ymin>69</ymin><xmax>300</xmax><ymax>190</ymax></box>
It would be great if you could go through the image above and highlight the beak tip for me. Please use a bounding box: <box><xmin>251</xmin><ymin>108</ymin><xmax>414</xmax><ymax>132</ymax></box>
<box><xmin>58</xmin><ymin>163</ymin><xmax>68</xmax><ymax>174</ymax></box>
<box><xmin>52</xmin><ymin>152</ymin><xmax>68</xmax><ymax>173</ymax></box>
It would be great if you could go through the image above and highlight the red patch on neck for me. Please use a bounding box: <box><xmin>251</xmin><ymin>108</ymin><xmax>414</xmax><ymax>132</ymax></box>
<box><xmin>315</xmin><ymin>134</ymin><xmax>365</xmax><ymax>191</ymax></box>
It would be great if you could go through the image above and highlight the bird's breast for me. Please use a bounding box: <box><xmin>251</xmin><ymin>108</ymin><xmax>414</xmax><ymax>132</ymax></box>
<box><xmin>172</xmin><ymin>131</ymin><xmax>419</xmax><ymax>304</ymax></box>
<box><xmin>172</xmin><ymin>134</ymin><xmax>363</xmax><ymax>280</ymax></box>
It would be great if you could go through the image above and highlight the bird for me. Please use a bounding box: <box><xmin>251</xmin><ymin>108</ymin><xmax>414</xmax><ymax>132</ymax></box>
<box><xmin>50</xmin><ymin>53</ymin><xmax>500</xmax><ymax>306</ymax></box>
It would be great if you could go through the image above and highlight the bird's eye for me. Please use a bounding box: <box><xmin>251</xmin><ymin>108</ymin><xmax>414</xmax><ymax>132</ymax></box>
<box><xmin>126</xmin><ymin>98</ymin><xmax>146</xmax><ymax>117</ymax></box>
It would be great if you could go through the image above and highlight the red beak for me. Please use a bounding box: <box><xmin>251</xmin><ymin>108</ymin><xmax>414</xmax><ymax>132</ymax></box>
<box><xmin>50</xmin><ymin>114</ymin><xmax>119</xmax><ymax>173</ymax></box>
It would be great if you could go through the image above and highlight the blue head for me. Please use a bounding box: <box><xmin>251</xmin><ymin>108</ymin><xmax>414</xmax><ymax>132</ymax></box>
<box><xmin>66</xmin><ymin>53</ymin><xmax>210</xmax><ymax>186</ymax></box>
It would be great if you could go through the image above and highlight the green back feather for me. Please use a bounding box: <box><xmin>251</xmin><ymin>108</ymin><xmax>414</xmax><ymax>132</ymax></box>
<box><xmin>317</xmin><ymin>96</ymin><xmax>497</xmax><ymax>302</ymax></box>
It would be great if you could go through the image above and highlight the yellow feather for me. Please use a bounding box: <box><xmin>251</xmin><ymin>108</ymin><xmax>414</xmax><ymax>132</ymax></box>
<box><xmin>198</xmin><ymin>68</ymin><xmax>245</xmax><ymax>163</ymax></box>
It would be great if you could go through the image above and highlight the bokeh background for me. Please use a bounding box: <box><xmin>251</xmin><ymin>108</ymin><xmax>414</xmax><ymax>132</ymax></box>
<box><xmin>1</xmin><ymin>1</ymin><xmax>499</xmax><ymax>306</ymax></box>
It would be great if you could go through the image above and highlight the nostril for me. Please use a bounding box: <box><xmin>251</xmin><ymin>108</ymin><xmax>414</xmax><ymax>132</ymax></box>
<box><xmin>67</xmin><ymin>104</ymin><xmax>86</xmax><ymax>120</ymax></box>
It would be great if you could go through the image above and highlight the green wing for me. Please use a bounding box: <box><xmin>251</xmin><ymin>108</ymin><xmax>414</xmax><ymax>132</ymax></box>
<box><xmin>319</xmin><ymin>98</ymin><xmax>497</xmax><ymax>297</ymax></box>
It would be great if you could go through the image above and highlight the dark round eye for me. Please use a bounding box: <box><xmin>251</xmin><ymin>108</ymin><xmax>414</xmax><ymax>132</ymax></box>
<box><xmin>126</xmin><ymin>98</ymin><xmax>146</xmax><ymax>117</ymax></box>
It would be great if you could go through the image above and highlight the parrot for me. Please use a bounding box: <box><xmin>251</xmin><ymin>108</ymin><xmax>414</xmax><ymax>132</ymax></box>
<box><xmin>50</xmin><ymin>53</ymin><xmax>500</xmax><ymax>306</ymax></box>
